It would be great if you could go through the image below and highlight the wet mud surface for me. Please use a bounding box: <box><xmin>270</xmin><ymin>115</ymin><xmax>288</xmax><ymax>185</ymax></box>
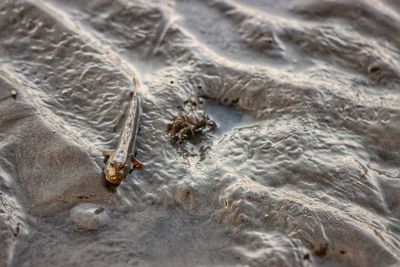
<box><xmin>1</xmin><ymin>0</ymin><xmax>400</xmax><ymax>266</ymax></box>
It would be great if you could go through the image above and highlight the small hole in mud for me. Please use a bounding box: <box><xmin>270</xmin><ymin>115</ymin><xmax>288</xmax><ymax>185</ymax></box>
<box><xmin>368</xmin><ymin>65</ymin><xmax>380</xmax><ymax>73</ymax></box>
<box><xmin>339</xmin><ymin>250</ymin><xmax>346</xmax><ymax>255</ymax></box>
<box><xmin>198</xmin><ymin>85</ymin><xmax>202</xmax><ymax>89</ymax></box>
<box><xmin>13</xmin><ymin>223</ymin><xmax>20</xmax><ymax>237</ymax></box>
<box><xmin>170</xmin><ymin>80</ymin><xmax>174</xmax><ymax>84</ymax></box>
<box><xmin>314</xmin><ymin>243</ymin><xmax>329</xmax><ymax>257</ymax></box>
<box><xmin>303</xmin><ymin>254</ymin><xmax>310</xmax><ymax>261</ymax></box>
<box><xmin>184</xmin><ymin>191</ymin><xmax>191</xmax><ymax>200</ymax></box>
<box><xmin>94</xmin><ymin>207</ymin><xmax>104</xmax><ymax>214</ymax></box>
<box><xmin>231</xmin><ymin>98</ymin><xmax>239</xmax><ymax>104</ymax></box>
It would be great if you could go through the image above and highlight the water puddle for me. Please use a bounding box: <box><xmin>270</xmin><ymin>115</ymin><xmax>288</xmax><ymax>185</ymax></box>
<box><xmin>202</xmin><ymin>99</ymin><xmax>255</xmax><ymax>135</ymax></box>
<box><xmin>170</xmin><ymin>98</ymin><xmax>255</xmax><ymax>164</ymax></box>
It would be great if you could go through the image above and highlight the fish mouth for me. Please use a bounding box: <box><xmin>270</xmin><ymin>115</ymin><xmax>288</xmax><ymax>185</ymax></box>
<box><xmin>104</xmin><ymin>161</ymin><xmax>125</xmax><ymax>184</ymax></box>
<box><xmin>105</xmin><ymin>174</ymin><xmax>122</xmax><ymax>185</ymax></box>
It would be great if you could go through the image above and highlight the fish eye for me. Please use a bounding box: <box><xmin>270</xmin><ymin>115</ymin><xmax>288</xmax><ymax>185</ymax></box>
<box><xmin>111</xmin><ymin>162</ymin><xmax>125</xmax><ymax>170</ymax></box>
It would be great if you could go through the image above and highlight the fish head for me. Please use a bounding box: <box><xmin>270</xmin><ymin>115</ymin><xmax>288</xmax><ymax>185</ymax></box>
<box><xmin>105</xmin><ymin>159</ymin><xmax>129</xmax><ymax>185</ymax></box>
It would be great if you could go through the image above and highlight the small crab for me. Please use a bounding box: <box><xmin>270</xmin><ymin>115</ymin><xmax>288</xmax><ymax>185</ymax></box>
<box><xmin>170</xmin><ymin>109</ymin><xmax>217</xmax><ymax>143</ymax></box>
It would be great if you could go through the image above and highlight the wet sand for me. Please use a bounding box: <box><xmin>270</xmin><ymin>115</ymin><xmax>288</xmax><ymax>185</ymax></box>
<box><xmin>1</xmin><ymin>0</ymin><xmax>400</xmax><ymax>266</ymax></box>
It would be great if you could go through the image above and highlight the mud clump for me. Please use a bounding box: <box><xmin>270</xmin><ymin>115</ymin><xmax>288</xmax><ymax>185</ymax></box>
<box><xmin>70</xmin><ymin>203</ymin><xmax>111</xmax><ymax>231</ymax></box>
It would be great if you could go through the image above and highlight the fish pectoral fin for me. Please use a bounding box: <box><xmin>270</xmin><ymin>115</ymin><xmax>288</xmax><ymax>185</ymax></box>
<box><xmin>102</xmin><ymin>149</ymin><xmax>115</xmax><ymax>157</ymax></box>
<box><xmin>131</xmin><ymin>156</ymin><xmax>144</xmax><ymax>169</ymax></box>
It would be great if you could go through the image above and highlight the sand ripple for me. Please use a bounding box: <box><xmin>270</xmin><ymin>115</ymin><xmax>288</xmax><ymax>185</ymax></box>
<box><xmin>0</xmin><ymin>0</ymin><xmax>399</xmax><ymax>266</ymax></box>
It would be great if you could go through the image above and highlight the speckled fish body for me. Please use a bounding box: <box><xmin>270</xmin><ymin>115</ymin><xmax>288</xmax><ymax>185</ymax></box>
<box><xmin>104</xmin><ymin>80</ymin><xmax>142</xmax><ymax>184</ymax></box>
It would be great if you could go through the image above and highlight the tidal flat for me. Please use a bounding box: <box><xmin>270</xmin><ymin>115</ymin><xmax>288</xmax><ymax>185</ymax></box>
<box><xmin>1</xmin><ymin>0</ymin><xmax>400</xmax><ymax>266</ymax></box>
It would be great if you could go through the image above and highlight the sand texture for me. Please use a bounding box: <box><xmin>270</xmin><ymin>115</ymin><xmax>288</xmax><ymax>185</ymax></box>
<box><xmin>1</xmin><ymin>0</ymin><xmax>400</xmax><ymax>266</ymax></box>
